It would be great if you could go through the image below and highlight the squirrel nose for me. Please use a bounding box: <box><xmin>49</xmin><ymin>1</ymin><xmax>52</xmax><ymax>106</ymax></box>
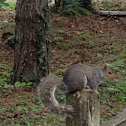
<box><xmin>113</xmin><ymin>74</ymin><xmax>118</xmax><ymax>79</ymax></box>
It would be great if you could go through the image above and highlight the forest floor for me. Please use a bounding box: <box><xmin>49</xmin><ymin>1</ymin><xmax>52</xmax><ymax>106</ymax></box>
<box><xmin>0</xmin><ymin>1</ymin><xmax>126</xmax><ymax>126</ymax></box>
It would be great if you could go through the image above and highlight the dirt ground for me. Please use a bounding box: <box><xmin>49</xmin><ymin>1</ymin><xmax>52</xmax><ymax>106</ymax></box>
<box><xmin>49</xmin><ymin>15</ymin><xmax>126</xmax><ymax>72</ymax></box>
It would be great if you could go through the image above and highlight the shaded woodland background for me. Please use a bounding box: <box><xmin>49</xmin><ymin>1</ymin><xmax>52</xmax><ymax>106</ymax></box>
<box><xmin>0</xmin><ymin>0</ymin><xmax>126</xmax><ymax>125</ymax></box>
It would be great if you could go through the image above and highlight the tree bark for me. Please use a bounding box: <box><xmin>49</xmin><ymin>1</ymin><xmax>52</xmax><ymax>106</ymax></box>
<box><xmin>12</xmin><ymin>0</ymin><xmax>50</xmax><ymax>84</ymax></box>
<box><xmin>66</xmin><ymin>91</ymin><xmax>100</xmax><ymax>126</ymax></box>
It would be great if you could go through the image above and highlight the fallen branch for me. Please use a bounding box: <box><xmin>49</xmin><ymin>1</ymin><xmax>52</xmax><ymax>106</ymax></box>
<box><xmin>97</xmin><ymin>11</ymin><xmax>126</xmax><ymax>16</ymax></box>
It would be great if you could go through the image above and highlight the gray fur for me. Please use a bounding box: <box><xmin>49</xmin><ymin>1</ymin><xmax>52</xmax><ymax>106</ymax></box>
<box><xmin>38</xmin><ymin>64</ymin><xmax>112</xmax><ymax>115</ymax></box>
<box><xmin>63</xmin><ymin>64</ymin><xmax>108</xmax><ymax>92</ymax></box>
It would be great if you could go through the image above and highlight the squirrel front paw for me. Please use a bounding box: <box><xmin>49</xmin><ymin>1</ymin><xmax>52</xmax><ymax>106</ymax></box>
<box><xmin>83</xmin><ymin>88</ymin><xmax>91</xmax><ymax>92</ymax></box>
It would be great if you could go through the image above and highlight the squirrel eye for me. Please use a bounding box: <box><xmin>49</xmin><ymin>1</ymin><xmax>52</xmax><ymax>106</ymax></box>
<box><xmin>109</xmin><ymin>72</ymin><xmax>112</xmax><ymax>74</ymax></box>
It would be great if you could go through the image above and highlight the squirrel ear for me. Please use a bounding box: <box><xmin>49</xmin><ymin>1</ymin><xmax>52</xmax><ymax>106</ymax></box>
<box><xmin>103</xmin><ymin>64</ymin><xmax>108</xmax><ymax>70</ymax></box>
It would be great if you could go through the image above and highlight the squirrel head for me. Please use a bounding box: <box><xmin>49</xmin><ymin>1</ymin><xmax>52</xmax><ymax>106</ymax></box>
<box><xmin>103</xmin><ymin>65</ymin><xmax>118</xmax><ymax>81</ymax></box>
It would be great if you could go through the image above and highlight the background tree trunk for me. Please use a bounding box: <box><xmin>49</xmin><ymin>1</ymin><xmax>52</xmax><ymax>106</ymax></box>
<box><xmin>55</xmin><ymin>0</ymin><xmax>61</xmax><ymax>7</ymax></box>
<box><xmin>82</xmin><ymin>0</ymin><xmax>93</xmax><ymax>10</ymax></box>
<box><xmin>55</xmin><ymin>0</ymin><xmax>93</xmax><ymax>12</ymax></box>
<box><xmin>12</xmin><ymin>0</ymin><xmax>50</xmax><ymax>84</ymax></box>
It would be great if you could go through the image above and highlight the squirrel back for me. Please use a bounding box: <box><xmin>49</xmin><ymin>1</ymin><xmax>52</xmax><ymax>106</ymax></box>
<box><xmin>37</xmin><ymin>75</ymin><xmax>75</xmax><ymax>115</ymax></box>
<box><xmin>63</xmin><ymin>64</ymin><xmax>117</xmax><ymax>92</ymax></box>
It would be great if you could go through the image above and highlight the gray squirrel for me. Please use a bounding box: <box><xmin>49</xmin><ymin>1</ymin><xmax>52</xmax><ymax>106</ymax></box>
<box><xmin>37</xmin><ymin>64</ymin><xmax>117</xmax><ymax>115</ymax></box>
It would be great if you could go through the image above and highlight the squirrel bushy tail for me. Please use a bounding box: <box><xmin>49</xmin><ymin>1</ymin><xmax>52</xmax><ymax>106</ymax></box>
<box><xmin>37</xmin><ymin>75</ymin><xmax>75</xmax><ymax>115</ymax></box>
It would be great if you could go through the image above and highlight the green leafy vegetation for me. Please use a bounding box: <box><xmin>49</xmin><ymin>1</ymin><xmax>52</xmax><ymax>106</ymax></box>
<box><xmin>99</xmin><ymin>59</ymin><xmax>126</xmax><ymax>123</ymax></box>
<box><xmin>5</xmin><ymin>1</ymin><xmax>16</xmax><ymax>9</ymax></box>
<box><xmin>81</xmin><ymin>32</ymin><xmax>96</xmax><ymax>47</ymax></box>
<box><xmin>37</xmin><ymin>5</ymin><xmax>51</xmax><ymax>75</ymax></box>
<box><xmin>55</xmin><ymin>42</ymin><xmax>73</xmax><ymax>49</ymax></box>
<box><xmin>16</xmin><ymin>99</ymin><xmax>29</xmax><ymax>106</ymax></box>
<box><xmin>1</xmin><ymin>60</ymin><xmax>126</xmax><ymax>125</ymax></box>
<box><xmin>0</xmin><ymin>62</ymin><xmax>66</xmax><ymax>125</ymax></box>
<box><xmin>52</xmin><ymin>29</ymin><xmax>74</xmax><ymax>49</ymax></box>
<box><xmin>57</xmin><ymin>0</ymin><xmax>92</xmax><ymax>17</ymax></box>
<box><xmin>97</xmin><ymin>0</ymin><xmax>126</xmax><ymax>11</ymax></box>
<box><xmin>54</xmin><ymin>36</ymin><xmax>63</xmax><ymax>41</ymax></box>
<box><xmin>14</xmin><ymin>81</ymin><xmax>32</xmax><ymax>88</ymax></box>
<box><xmin>119</xmin><ymin>3</ymin><xmax>125</xmax><ymax>10</ymax></box>
<box><xmin>0</xmin><ymin>0</ymin><xmax>8</xmax><ymax>8</ymax></box>
<box><xmin>0</xmin><ymin>21</ymin><xmax>8</xmax><ymax>28</ymax></box>
<box><xmin>102</xmin><ymin>1</ymin><xmax>113</xmax><ymax>9</ymax></box>
<box><xmin>100</xmin><ymin>80</ymin><xmax>126</xmax><ymax>122</ymax></box>
<box><xmin>5</xmin><ymin>35</ymin><xmax>15</xmax><ymax>48</ymax></box>
<box><xmin>0</xmin><ymin>0</ymin><xmax>16</xmax><ymax>9</ymax></box>
<box><xmin>56</xmin><ymin>68</ymin><xmax>66</xmax><ymax>76</ymax></box>
<box><xmin>97</xmin><ymin>54</ymin><xmax>103</xmax><ymax>59</ymax></box>
<box><xmin>0</xmin><ymin>61</ymin><xmax>12</xmax><ymax>89</ymax></box>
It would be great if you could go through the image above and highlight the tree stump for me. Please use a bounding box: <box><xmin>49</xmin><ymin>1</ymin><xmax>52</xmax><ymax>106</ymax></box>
<box><xmin>66</xmin><ymin>90</ymin><xmax>100</xmax><ymax>126</ymax></box>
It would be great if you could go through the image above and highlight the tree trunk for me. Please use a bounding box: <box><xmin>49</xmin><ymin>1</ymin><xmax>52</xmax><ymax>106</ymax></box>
<box><xmin>82</xmin><ymin>0</ymin><xmax>93</xmax><ymax>11</ymax></box>
<box><xmin>55</xmin><ymin>0</ymin><xmax>61</xmax><ymax>7</ymax></box>
<box><xmin>55</xmin><ymin>0</ymin><xmax>93</xmax><ymax>12</ymax></box>
<box><xmin>12</xmin><ymin>0</ymin><xmax>50</xmax><ymax>84</ymax></box>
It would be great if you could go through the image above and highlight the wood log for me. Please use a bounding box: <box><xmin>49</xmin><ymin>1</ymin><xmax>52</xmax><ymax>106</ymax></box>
<box><xmin>97</xmin><ymin>11</ymin><xmax>126</xmax><ymax>16</ymax></box>
<box><xmin>101</xmin><ymin>108</ymin><xmax>126</xmax><ymax>126</ymax></box>
<box><xmin>66</xmin><ymin>90</ymin><xmax>100</xmax><ymax>126</ymax></box>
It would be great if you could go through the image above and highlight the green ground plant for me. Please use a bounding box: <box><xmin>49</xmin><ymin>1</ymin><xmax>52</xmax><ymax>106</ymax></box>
<box><xmin>0</xmin><ymin>0</ymin><xmax>8</xmax><ymax>8</ymax></box>
<box><xmin>59</xmin><ymin>0</ymin><xmax>92</xmax><ymax>17</ymax></box>
<box><xmin>0</xmin><ymin>59</ymin><xmax>126</xmax><ymax>125</ymax></box>
<box><xmin>52</xmin><ymin>29</ymin><xmax>74</xmax><ymax>49</ymax></box>
<box><xmin>119</xmin><ymin>3</ymin><xmax>125</xmax><ymax>10</ymax></box>
<box><xmin>0</xmin><ymin>0</ymin><xmax>16</xmax><ymax>9</ymax></box>
<box><xmin>5</xmin><ymin>1</ymin><xmax>16</xmax><ymax>9</ymax></box>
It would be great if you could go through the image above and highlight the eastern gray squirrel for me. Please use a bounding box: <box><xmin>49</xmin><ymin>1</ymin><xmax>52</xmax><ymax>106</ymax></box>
<box><xmin>37</xmin><ymin>64</ymin><xmax>117</xmax><ymax>115</ymax></box>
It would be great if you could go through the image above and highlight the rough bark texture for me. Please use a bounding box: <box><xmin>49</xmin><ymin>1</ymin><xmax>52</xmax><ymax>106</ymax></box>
<box><xmin>12</xmin><ymin>0</ymin><xmax>50</xmax><ymax>84</ymax></box>
<box><xmin>66</xmin><ymin>91</ymin><xmax>100</xmax><ymax>126</ymax></box>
